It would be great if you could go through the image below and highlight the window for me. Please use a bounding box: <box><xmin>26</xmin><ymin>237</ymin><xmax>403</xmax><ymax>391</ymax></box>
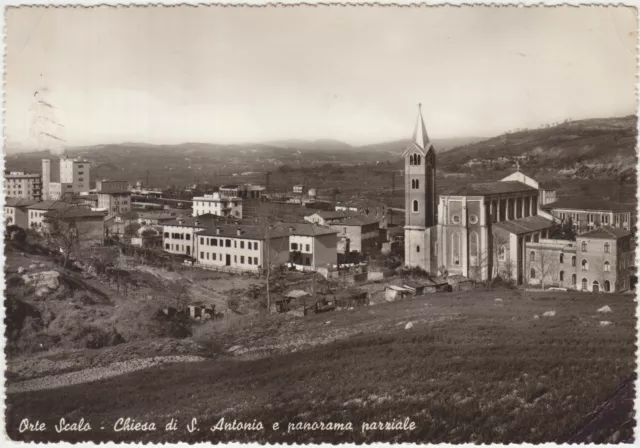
<box><xmin>206</xmin><ymin>253</ymin><xmax>210</xmax><ymax>260</ymax></box>
<box><xmin>200</xmin><ymin>252</ymin><xmax>204</xmax><ymax>259</ymax></box>
<box><xmin>572</xmin><ymin>274</ymin><xmax>577</xmax><ymax>286</ymax></box>
<box><xmin>413</xmin><ymin>200</ymin><xmax>419</xmax><ymax>213</ymax></box>
<box><xmin>213</xmin><ymin>239</ymin><xmax>218</xmax><ymax>246</ymax></box>
<box><xmin>254</xmin><ymin>257</ymin><xmax>258</xmax><ymax>265</ymax></box>
<box><xmin>241</xmin><ymin>256</ymin><xmax>245</xmax><ymax>264</ymax></box>
<box><xmin>581</xmin><ymin>259</ymin><xmax>588</xmax><ymax>271</ymax></box>
<box><xmin>186</xmin><ymin>234</ymin><xmax>190</xmax><ymax>241</ymax></box>
<box><xmin>416</xmin><ymin>155</ymin><xmax>421</xmax><ymax>165</ymax></box>
<box><xmin>291</xmin><ymin>243</ymin><xmax>298</xmax><ymax>250</ymax></box>
<box><xmin>165</xmin><ymin>243</ymin><xmax>170</xmax><ymax>249</ymax></box>
<box><xmin>592</xmin><ymin>281</ymin><xmax>600</xmax><ymax>292</ymax></box>
<box><xmin>225</xmin><ymin>240</ymin><xmax>231</xmax><ymax>247</ymax></box>
<box><xmin>164</xmin><ymin>232</ymin><xmax>169</xmax><ymax>238</ymax></box>
<box><xmin>571</xmin><ymin>255</ymin><xmax>576</xmax><ymax>267</ymax></box>
<box><xmin>582</xmin><ymin>278</ymin><xmax>588</xmax><ymax>290</ymax></box>
<box><xmin>306</xmin><ymin>244</ymin><xmax>310</xmax><ymax>252</ymax></box>
<box><xmin>452</xmin><ymin>233</ymin><xmax>460</xmax><ymax>266</ymax></box>
<box><xmin>234</xmin><ymin>241</ymin><xmax>237</xmax><ymax>248</ymax></box>
<box><xmin>213</xmin><ymin>253</ymin><xmax>216</xmax><ymax>261</ymax></box>
<box><xmin>559</xmin><ymin>253</ymin><xmax>564</xmax><ymax>264</ymax></box>
<box><xmin>604</xmin><ymin>261</ymin><xmax>611</xmax><ymax>272</ymax></box>
<box><xmin>469</xmin><ymin>215</ymin><xmax>478</xmax><ymax>224</ymax></box>
<box><xmin>234</xmin><ymin>255</ymin><xmax>237</xmax><ymax>263</ymax></box>
<box><xmin>412</xmin><ymin>179</ymin><xmax>419</xmax><ymax>189</ymax></box>
<box><xmin>416</xmin><ymin>245</ymin><xmax>420</xmax><ymax>253</ymax></box>
<box><xmin>240</xmin><ymin>241</ymin><xmax>244</xmax><ymax>249</ymax></box>
<box><xmin>469</xmin><ymin>231</ymin><xmax>479</xmax><ymax>266</ymax></box>
<box><xmin>581</xmin><ymin>241</ymin><xmax>587</xmax><ymax>252</ymax></box>
<box><xmin>498</xmin><ymin>245</ymin><xmax>506</xmax><ymax>261</ymax></box>
<box><xmin>530</xmin><ymin>268</ymin><xmax>536</xmax><ymax>279</ymax></box>
<box><xmin>604</xmin><ymin>242</ymin><xmax>610</xmax><ymax>253</ymax></box>
<box><xmin>559</xmin><ymin>271</ymin><xmax>564</xmax><ymax>282</ymax></box>
<box><xmin>248</xmin><ymin>257</ymin><xmax>252</xmax><ymax>265</ymax></box>
<box><xmin>409</xmin><ymin>154</ymin><xmax>414</xmax><ymax>165</ymax></box>
<box><xmin>452</xmin><ymin>214</ymin><xmax>460</xmax><ymax>224</ymax></box>
<box><xmin>530</xmin><ymin>251</ymin><xmax>536</xmax><ymax>262</ymax></box>
<box><xmin>604</xmin><ymin>280</ymin><xmax>611</xmax><ymax>292</ymax></box>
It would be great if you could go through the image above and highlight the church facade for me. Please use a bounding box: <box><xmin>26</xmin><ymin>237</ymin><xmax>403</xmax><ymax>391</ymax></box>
<box><xmin>403</xmin><ymin>105</ymin><xmax>556</xmax><ymax>283</ymax></box>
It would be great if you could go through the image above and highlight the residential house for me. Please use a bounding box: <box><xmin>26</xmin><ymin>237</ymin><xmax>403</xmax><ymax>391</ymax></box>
<box><xmin>4</xmin><ymin>198</ymin><xmax>38</xmax><ymax>228</ymax></box>
<box><xmin>288</xmin><ymin>223</ymin><xmax>338</xmax><ymax>271</ymax></box>
<box><xmin>192</xmin><ymin>192</ymin><xmax>243</xmax><ymax>219</ymax></box>
<box><xmin>42</xmin><ymin>207</ymin><xmax>107</xmax><ymax>247</ymax></box>
<box><xmin>26</xmin><ymin>201</ymin><xmax>73</xmax><ymax>231</ymax></box>
<box><xmin>162</xmin><ymin>213</ymin><xmax>231</xmax><ymax>257</ymax></box>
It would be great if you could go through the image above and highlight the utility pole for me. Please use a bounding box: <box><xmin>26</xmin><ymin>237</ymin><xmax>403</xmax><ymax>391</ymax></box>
<box><xmin>146</xmin><ymin>169</ymin><xmax>149</xmax><ymax>188</ymax></box>
<box><xmin>390</xmin><ymin>171</ymin><xmax>396</xmax><ymax>226</ymax></box>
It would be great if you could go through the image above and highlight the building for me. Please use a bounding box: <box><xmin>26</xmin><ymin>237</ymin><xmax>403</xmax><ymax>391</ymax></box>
<box><xmin>492</xmin><ymin>216</ymin><xmax>556</xmax><ymax>284</ymax></box>
<box><xmin>42</xmin><ymin>208</ymin><xmax>107</xmax><ymax>247</ymax></box>
<box><xmin>195</xmin><ymin>224</ymin><xmax>290</xmax><ymax>272</ymax></box>
<box><xmin>192</xmin><ymin>192</ymin><xmax>243</xmax><ymax>219</ymax></box>
<box><xmin>162</xmin><ymin>214</ymin><xmax>232</xmax><ymax>256</ymax></box>
<box><xmin>96</xmin><ymin>179</ymin><xmax>129</xmax><ymax>192</ymax></box>
<box><xmin>575</xmin><ymin>227</ymin><xmax>634</xmax><ymax>292</ymax></box>
<box><xmin>137</xmin><ymin>212</ymin><xmax>177</xmax><ymax>226</ymax></box>
<box><xmin>219</xmin><ymin>184</ymin><xmax>265</xmax><ymax>200</ymax></box>
<box><xmin>288</xmin><ymin>223</ymin><xmax>338</xmax><ymax>271</ymax></box>
<box><xmin>404</xmin><ymin>104</ymin><xmax>438</xmax><ymax>273</ymax></box>
<box><xmin>524</xmin><ymin>227</ymin><xmax>635</xmax><ymax>293</ymax></box>
<box><xmin>542</xmin><ymin>198</ymin><xmax>635</xmax><ymax>233</ymax></box>
<box><xmin>70</xmin><ymin>194</ymin><xmax>99</xmax><ymax>209</ymax></box>
<box><xmin>42</xmin><ymin>157</ymin><xmax>91</xmax><ymax>199</ymax></box>
<box><xmin>26</xmin><ymin>200</ymin><xmax>74</xmax><ymax>230</ymax></box>
<box><xmin>4</xmin><ymin>198</ymin><xmax>37</xmax><ymax>228</ymax></box>
<box><xmin>303</xmin><ymin>211</ymin><xmax>381</xmax><ymax>254</ymax></box>
<box><xmin>500</xmin><ymin>171</ymin><xmax>558</xmax><ymax>207</ymax></box>
<box><xmin>293</xmin><ymin>185</ymin><xmax>304</xmax><ymax>195</ymax></box>
<box><xmin>4</xmin><ymin>171</ymin><xmax>42</xmax><ymax>201</ymax></box>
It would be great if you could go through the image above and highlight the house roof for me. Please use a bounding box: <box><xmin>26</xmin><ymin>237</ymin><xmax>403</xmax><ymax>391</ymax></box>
<box><xmin>336</xmin><ymin>215</ymin><xmax>381</xmax><ymax>227</ymax></box>
<box><xmin>493</xmin><ymin>215</ymin><xmax>554</xmax><ymax>235</ymax></box>
<box><xmin>138</xmin><ymin>212</ymin><xmax>177</xmax><ymax>221</ymax></box>
<box><xmin>26</xmin><ymin>200</ymin><xmax>71</xmax><ymax>211</ymax></box>
<box><xmin>196</xmin><ymin>223</ymin><xmax>290</xmax><ymax>240</ymax></box>
<box><xmin>448</xmin><ymin>181</ymin><xmax>537</xmax><ymax>196</ymax></box>
<box><xmin>98</xmin><ymin>189</ymin><xmax>130</xmax><ymax>195</ymax></box>
<box><xmin>542</xmin><ymin>198</ymin><xmax>634</xmax><ymax>212</ymax></box>
<box><xmin>4</xmin><ymin>198</ymin><xmax>38</xmax><ymax>208</ymax></box>
<box><xmin>288</xmin><ymin>222</ymin><xmax>339</xmax><ymax>237</ymax></box>
<box><xmin>310</xmin><ymin>210</ymin><xmax>350</xmax><ymax>220</ymax></box>
<box><xmin>578</xmin><ymin>226</ymin><xmax>631</xmax><ymax>239</ymax></box>
<box><xmin>44</xmin><ymin>207</ymin><xmax>107</xmax><ymax>219</ymax></box>
<box><xmin>284</xmin><ymin>290</ymin><xmax>310</xmax><ymax>299</ymax></box>
<box><xmin>164</xmin><ymin>213</ymin><xmax>234</xmax><ymax>228</ymax></box>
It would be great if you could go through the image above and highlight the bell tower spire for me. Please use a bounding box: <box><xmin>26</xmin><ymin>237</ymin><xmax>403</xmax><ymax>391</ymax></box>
<box><xmin>412</xmin><ymin>103</ymin><xmax>431</xmax><ymax>151</ymax></box>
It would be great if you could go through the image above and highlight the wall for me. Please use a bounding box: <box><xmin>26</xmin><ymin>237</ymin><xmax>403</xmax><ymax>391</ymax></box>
<box><xmin>163</xmin><ymin>224</ymin><xmax>201</xmax><ymax>256</ymax></box>
<box><xmin>574</xmin><ymin>236</ymin><xmax>622</xmax><ymax>292</ymax></box>
<box><xmin>313</xmin><ymin>232</ymin><xmax>338</xmax><ymax>269</ymax></box>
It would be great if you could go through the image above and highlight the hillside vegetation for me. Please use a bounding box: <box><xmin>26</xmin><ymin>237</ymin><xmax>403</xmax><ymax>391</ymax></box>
<box><xmin>6</xmin><ymin>290</ymin><xmax>635</xmax><ymax>444</ymax></box>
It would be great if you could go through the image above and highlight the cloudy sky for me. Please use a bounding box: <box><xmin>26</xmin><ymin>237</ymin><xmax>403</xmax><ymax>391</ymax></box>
<box><xmin>5</xmin><ymin>5</ymin><xmax>637</xmax><ymax>149</ymax></box>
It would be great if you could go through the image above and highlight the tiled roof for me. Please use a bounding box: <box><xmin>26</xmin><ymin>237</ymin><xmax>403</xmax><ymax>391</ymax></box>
<box><xmin>493</xmin><ymin>215</ymin><xmax>554</xmax><ymax>235</ymax></box>
<box><xmin>310</xmin><ymin>210</ymin><xmax>350</xmax><ymax>220</ymax></box>
<box><xmin>26</xmin><ymin>200</ymin><xmax>71</xmax><ymax>211</ymax></box>
<box><xmin>542</xmin><ymin>198</ymin><xmax>634</xmax><ymax>212</ymax></box>
<box><xmin>288</xmin><ymin>222</ymin><xmax>338</xmax><ymax>237</ymax></box>
<box><xmin>98</xmin><ymin>189</ymin><xmax>130</xmax><ymax>195</ymax></box>
<box><xmin>44</xmin><ymin>208</ymin><xmax>107</xmax><ymax>219</ymax></box>
<box><xmin>335</xmin><ymin>215</ymin><xmax>382</xmax><ymax>227</ymax></box>
<box><xmin>164</xmin><ymin>213</ymin><xmax>235</xmax><ymax>228</ymax></box>
<box><xmin>448</xmin><ymin>181</ymin><xmax>537</xmax><ymax>196</ymax></box>
<box><xmin>4</xmin><ymin>198</ymin><xmax>38</xmax><ymax>207</ymax></box>
<box><xmin>578</xmin><ymin>226</ymin><xmax>631</xmax><ymax>239</ymax></box>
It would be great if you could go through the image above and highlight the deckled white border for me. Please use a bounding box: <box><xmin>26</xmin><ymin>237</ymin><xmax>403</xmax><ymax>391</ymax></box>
<box><xmin>0</xmin><ymin>1</ymin><xmax>638</xmax><ymax>448</ymax></box>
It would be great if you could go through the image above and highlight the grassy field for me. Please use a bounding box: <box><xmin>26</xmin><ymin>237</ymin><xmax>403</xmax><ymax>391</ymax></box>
<box><xmin>6</xmin><ymin>289</ymin><xmax>635</xmax><ymax>444</ymax></box>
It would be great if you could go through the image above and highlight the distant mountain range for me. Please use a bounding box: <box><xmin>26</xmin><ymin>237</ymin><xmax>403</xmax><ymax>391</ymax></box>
<box><xmin>5</xmin><ymin>115</ymin><xmax>636</xmax><ymax>187</ymax></box>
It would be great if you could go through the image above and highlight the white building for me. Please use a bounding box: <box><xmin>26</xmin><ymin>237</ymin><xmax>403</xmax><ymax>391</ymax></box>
<box><xmin>288</xmin><ymin>223</ymin><xmax>338</xmax><ymax>271</ymax></box>
<box><xmin>192</xmin><ymin>192</ymin><xmax>242</xmax><ymax>219</ymax></box>
<box><xmin>195</xmin><ymin>224</ymin><xmax>290</xmax><ymax>272</ymax></box>
<box><xmin>162</xmin><ymin>214</ymin><xmax>228</xmax><ymax>257</ymax></box>
<box><xmin>4</xmin><ymin>172</ymin><xmax>42</xmax><ymax>201</ymax></box>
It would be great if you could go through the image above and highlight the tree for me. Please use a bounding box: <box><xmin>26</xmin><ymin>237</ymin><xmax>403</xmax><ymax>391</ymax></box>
<box><xmin>43</xmin><ymin>209</ymin><xmax>81</xmax><ymax>268</ymax></box>
<box><xmin>531</xmin><ymin>249</ymin><xmax>559</xmax><ymax>290</ymax></box>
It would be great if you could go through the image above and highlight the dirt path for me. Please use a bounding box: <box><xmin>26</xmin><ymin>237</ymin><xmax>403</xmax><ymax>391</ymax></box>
<box><xmin>7</xmin><ymin>355</ymin><xmax>205</xmax><ymax>394</ymax></box>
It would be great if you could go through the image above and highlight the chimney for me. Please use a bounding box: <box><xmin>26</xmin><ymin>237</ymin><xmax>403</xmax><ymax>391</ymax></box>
<box><xmin>177</xmin><ymin>218</ymin><xmax>183</xmax><ymax>225</ymax></box>
<box><xmin>289</xmin><ymin>226</ymin><xmax>294</xmax><ymax>233</ymax></box>
<box><xmin>194</xmin><ymin>219</ymin><xmax>200</xmax><ymax>227</ymax></box>
<box><xmin>216</xmin><ymin>227</ymin><xmax>221</xmax><ymax>235</ymax></box>
<box><xmin>236</xmin><ymin>227</ymin><xmax>242</xmax><ymax>236</ymax></box>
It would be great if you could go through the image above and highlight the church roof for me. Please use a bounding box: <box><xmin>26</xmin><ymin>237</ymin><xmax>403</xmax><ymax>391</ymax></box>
<box><xmin>412</xmin><ymin>103</ymin><xmax>430</xmax><ymax>150</ymax></box>
<box><xmin>493</xmin><ymin>215</ymin><xmax>554</xmax><ymax>235</ymax></box>
<box><xmin>448</xmin><ymin>181</ymin><xmax>536</xmax><ymax>196</ymax></box>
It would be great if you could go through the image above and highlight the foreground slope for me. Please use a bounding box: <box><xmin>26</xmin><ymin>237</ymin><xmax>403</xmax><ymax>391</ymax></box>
<box><xmin>6</xmin><ymin>290</ymin><xmax>635</xmax><ymax>444</ymax></box>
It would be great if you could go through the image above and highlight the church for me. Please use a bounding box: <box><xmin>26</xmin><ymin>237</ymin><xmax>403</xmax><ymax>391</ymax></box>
<box><xmin>403</xmin><ymin>105</ymin><xmax>556</xmax><ymax>284</ymax></box>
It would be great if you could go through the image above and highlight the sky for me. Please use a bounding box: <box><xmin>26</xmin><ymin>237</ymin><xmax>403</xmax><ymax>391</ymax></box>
<box><xmin>5</xmin><ymin>5</ymin><xmax>638</xmax><ymax>150</ymax></box>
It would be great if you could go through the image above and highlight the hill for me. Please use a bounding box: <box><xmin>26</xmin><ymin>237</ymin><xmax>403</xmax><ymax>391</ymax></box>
<box><xmin>438</xmin><ymin>116</ymin><xmax>637</xmax><ymax>178</ymax></box>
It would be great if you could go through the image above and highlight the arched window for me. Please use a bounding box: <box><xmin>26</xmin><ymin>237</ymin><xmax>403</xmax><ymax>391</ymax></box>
<box><xmin>604</xmin><ymin>242</ymin><xmax>610</xmax><ymax>253</ymax></box>
<box><xmin>559</xmin><ymin>271</ymin><xmax>564</xmax><ymax>282</ymax></box>
<box><xmin>409</xmin><ymin>154</ymin><xmax>414</xmax><ymax>165</ymax></box>
<box><xmin>581</xmin><ymin>241</ymin><xmax>587</xmax><ymax>252</ymax></box>
<box><xmin>469</xmin><ymin>231</ymin><xmax>479</xmax><ymax>266</ymax></box>
<box><xmin>581</xmin><ymin>278</ymin><xmax>588</xmax><ymax>290</ymax></box>
<box><xmin>452</xmin><ymin>233</ymin><xmax>460</xmax><ymax>266</ymax></box>
<box><xmin>559</xmin><ymin>253</ymin><xmax>564</xmax><ymax>264</ymax></box>
<box><xmin>604</xmin><ymin>261</ymin><xmax>611</xmax><ymax>272</ymax></box>
<box><xmin>592</xmin><ymin>281</ymin><xmax>600</xmax><ymax>293</ymax></box>
<box><xmin>572</xmin><ymin>274</ymin><xmax>577</xmax><ymax>285</ymax></box>
<box><xmin>416</xmin><ymin>155</ymin><xmax>421</xmax><ymax>165</ymax></box>
<box><xmin>530</xmin><ymin>251</ymin><xmax>536</xmax><ymax>262</ymax></box>
<box><xmin>604</xmin><ymin>280</ymin><xmax>611</xmax><ymax>292</ymax></box>
<box><xmin>412</xmin><ymin>200</ymin><xmax>419</xmax><ymax>213</ymax></box>
<box><xmin>571</xmin><ymin>255</ymin><xmax>576</xmax><ymax>267</ymax></box>
<box><xmin>498</xmin><ymin>245</ymin><xmax>506</xmax><ymax>261</ymax></box>
<box><xmin>581</xmin><ymin>259</ymin><xmax>588</xmax><ymax>271</ymax></box>
<box><xmin>530</xmin><ymin>268</ymin><xmax>536</xmax><ymax>279</ymax></box>
<box><xmin>415</xmin><ymin>179</ymin><xmax>419</xmax><ymax>189</ymax></box>
<box><xmin>411</xmin><ymin>179</ymin><xmax>419</xmax><ymax>189</ymax></box>
<box><xmin>416</xmin><ymin>245</ymin><xmax>420</xmax><ymax>253</ymax></box>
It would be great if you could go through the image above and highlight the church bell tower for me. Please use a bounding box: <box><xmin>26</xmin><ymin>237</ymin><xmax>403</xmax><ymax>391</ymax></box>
<box><xmin>403</xmin><ymin>104</ymin><xmax>437</xmax><ymax>273</ymax></box>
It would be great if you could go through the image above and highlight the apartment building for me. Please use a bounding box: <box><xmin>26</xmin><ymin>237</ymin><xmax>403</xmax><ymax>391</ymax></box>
<box><xmin>162</xmin><ymin>214</ymin><xmax>228</xmax><ymax>257</ymax></box>
<box><xmin>195</xmin><ymin>224</ymin><xmax>290</xmax><ymax>272</ymax></box>
<box><xmin>4</xmin><ymin>171</ymin><xmax>42</xmax><ymax>201</ymax></box>
<box><xmin>192</xmin><ymin>192</ymin><xmax>242</xmax><ymax>219</ymax></box>
<box><xmin>42</xmin><ymin>157</ymin><xmax>91</xmax><ymax>199</ymax></box>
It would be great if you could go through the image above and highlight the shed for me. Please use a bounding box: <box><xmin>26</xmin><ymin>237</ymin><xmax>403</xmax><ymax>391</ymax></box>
<box><xmin>446</xmin><ymin>274</ymin><xmax>475</xmax><ymax>291</ymax></box>
<box><xmin>385</xmin><ymin>285</ymin><xmax>412</xmax><ymax>302</ymax></box>
<box><xmin>334</xmin><ymin>288</ymin><xmax>369</xmax><ymax>309</ymax></box>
